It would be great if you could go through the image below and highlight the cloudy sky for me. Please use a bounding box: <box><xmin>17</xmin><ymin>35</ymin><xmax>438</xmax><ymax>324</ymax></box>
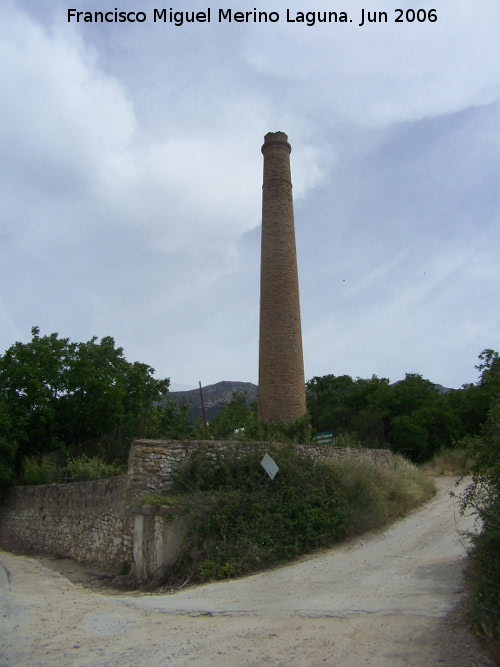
<box><xmin>1</xmin><ymin>0</ymin><xmax>499</xmax><ymax>391</ymax></box>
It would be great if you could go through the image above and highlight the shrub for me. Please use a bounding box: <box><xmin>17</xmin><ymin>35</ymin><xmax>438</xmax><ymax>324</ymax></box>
<box><xmin>195</xmin><ymin>391</ymin><xmax>313</xmax><ymax>445</ymax></box>
<box><xmin>422</xmin><ymin>447</ymin><xmax>475</xmax><ymax>476</ymax></box>
<box><xmin>460</xmin><ymin>400</ymin><xmax>500</xmax><ymax>660</ymax></box>
<box><xmin>330</xmin><ymin>433</ymin><xmax>363</xmax><ymax>448</ymax></box>
<box><xmin>160</xmin><ymin>445</ymin><xmax>350</xmax><ymax>583</ymax></box>
<box><xmin>65</xmin><ymin>455</ymin><xmax>117</xmax><ymax>481</ymax></box>
<box><xmin>20</xmin><ymin>453</ymin><xmax>120</xmax><ymax>484</ymax></box>
<box><xmin>21</xmin><ymin>454</ymin><xmax>61</xmax><ymax>485</ymax></box>
<box><xmin>145</xmin><ymin>397</ymin><xmax>194</xmax><ymax>440</ymax></box>
<box><xmin>0</xmin><ymin>403</ymin><xmax>18</xmax><ymax>493</ymax></box>
<box><xmin>139</xmin><ymin>493</ymin><xmax>176</xmax><ymax>507</ymax></box>
<box><xmin>464</xmin><ymin>499</ymin><xmax>500</xmax><ymax>663</ymax></box>
<box><xmin>152</xmin><ymin>445</ymin><xmax>434</xmax><ymax>587</ymax></box>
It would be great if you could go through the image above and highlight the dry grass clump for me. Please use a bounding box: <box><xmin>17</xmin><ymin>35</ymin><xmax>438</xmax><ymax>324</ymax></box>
<box><xmin>422</xmin><ymin>448</ymin><xmax>475</xmax><ymax>476</ymax></box>
<box><xmin>325</xmin><ymin>453</ymin><xmax>436</xmax><ymax>535</ymax></box>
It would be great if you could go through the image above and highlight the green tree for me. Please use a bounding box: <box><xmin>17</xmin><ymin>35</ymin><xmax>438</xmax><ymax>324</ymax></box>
<box><xmin>307</xmin><ymin>374</ymin><xmax>391</xmax><ymax>443</ymax></box>
<box><xmin>0</xmin><ymin>401</ymin><xmax>18</xmax><ymax>491</ymax></box>
<box><xmin>389</xmin><ymin>414</ymin><xmax>429</xmax><ymax>461</ymax></box>
<box><xmin>445</xmin><ymin>350</ymin><xmax>500</xmax><ymax>439</ymax></box>
<box><xmin>0</xmin><ymin>327</ymin><xmax>169</xmax><ymax>475</ymax></box>
<box><xmin>476</xmin><ymin>348</ymin><xmax>500</xmax><ymax>378</ymax></box>
<box><xmin>0</xmin><ymin>327</ymin><xmax>74</xmax><ymax>456</ymax></box>
<box><xmin>349</xmin><ymin>376</ymin><xmax>392</xmax><ymax>445</ymax></box>
<box><xmin>445</xmin><ymin>384</ymin><xmax>483</xmax><ymax>438</ymax></box>
<box><xmin>194</xmin><ymin>392</ymin><xmax>311</xmax><ymax>445</ymax></box>
<box><xmin>306</xmin><ymin>374</ymin><xmax>356</xmax><ymax>434</ymax></box>
<box><xmin>475</xmin><ymin>348</ymin><xmax>500</xmax><ymax>418</ymax></box>
<box><xmin>306</xmin><ymin>371</ymin><xmax>461</xmax><ymax>461</ymax></box>
<box><xmin>146</xmin><ymin>397</ymin><xmax>194</xmax><ymax>440</ymax></box>
<box><xmin>384</xmin><ymin>374</ymin><xmax>459</xmax><ymax>461</ymax></box>
<box><xmin>204</xmin><ymin>391</ymin><xmax>252</xmax><ymax>439</ymax></box>
<box><xmin>387</xmin><ymin>373</ymin><xmax>438</xmax><ymax>415</ymax></box>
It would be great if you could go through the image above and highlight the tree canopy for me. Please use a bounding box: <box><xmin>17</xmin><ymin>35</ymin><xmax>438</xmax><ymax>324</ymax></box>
<box><xmin>0</xmin><ymin>327</ymin><xmax>169</xmax><ymax>486</ymax></box>
<box><xmin>306</xmin><ymin>352</ymin><xmax>499</xmax><ymax>463</ymax></box>
<box><xmin>1</xmin><ymin>328</ymin><xmax>498</xmax><ymax>485</ymax></box>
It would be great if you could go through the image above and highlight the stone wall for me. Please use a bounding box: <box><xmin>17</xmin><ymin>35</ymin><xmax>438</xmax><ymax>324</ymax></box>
<box><xmin>128</xmin><ymin>439</ymin><xmax>394</xmax><ymax>496</ymax></box>
<box><xmin>0</xmin><ymin>475</ymin><xmax>133</xmax><ymax>570</ymax></box>
<box><xmin>0</xmin><ymin>440</ymin><xmax>394</xmax><ymax>573</ymax></box>
<box><xmin>297</xmin><ymin>443</ymin><xmax>394</xmax><ymax>465</ymax></box>
<box><xmin>128</xmin><ymin>439</ymin><xmax>275</xmax><ymax>497</ymax></box>
<box><xmin>129</xmin><ymin>440</ymin><xmax>394</xmax><ymax>579</ymax></box>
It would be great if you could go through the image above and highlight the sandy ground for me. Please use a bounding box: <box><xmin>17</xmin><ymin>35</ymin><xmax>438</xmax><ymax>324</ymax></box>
<box><xmin>0</xmin><ymin>477</ymin><xmax>496</xmax><ymax>666</ymax></box>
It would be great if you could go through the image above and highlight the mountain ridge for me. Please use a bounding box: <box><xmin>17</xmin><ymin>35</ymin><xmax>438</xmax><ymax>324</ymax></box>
<box><xmin>167</xmin><ymin>379</ymin><xmax>453</xmax><ymax>423</ymax></box>
<box><xmin>168</xmin><ymin>380</ymin><xmax>258</xmax><ymax>422</ymax></box>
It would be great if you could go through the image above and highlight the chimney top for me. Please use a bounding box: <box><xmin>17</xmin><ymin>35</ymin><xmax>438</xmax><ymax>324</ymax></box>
<box><xmin>262</xmin><ymin>131</ymin><xmax>291</xmax><ymax>154</ymax></box>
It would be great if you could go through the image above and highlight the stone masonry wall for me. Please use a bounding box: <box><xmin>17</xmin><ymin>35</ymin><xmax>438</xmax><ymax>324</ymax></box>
<box><xmin>128</xmin><ymin>439</ymin><xmax>394</xmax><ymax>496</ymax></box>
<box><xmin>128</xmin><ymin>439</ymin><xmax>274</xmax><ymax>497</ymax></box>
<box><xmin>297</xmin><ymin>443</ymin><xmax>394</xmax><ymax>465</ymax></box>
<box><xmin>0</xmin><ymin>440</ymin><xmax>394</xmax><ymax>572</ymax></box>
<box><xmin>0</xmin><ymin>475</ymin><xmax>133</xmax><ymax>570</ymax></box>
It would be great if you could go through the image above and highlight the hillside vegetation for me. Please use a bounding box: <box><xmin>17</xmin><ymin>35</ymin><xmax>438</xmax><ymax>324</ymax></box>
<box><xmin>305</xmin><ymin>349</ymin><xmax>500</xmax><ymax>463</ymax></box>
<box><xmin>140</xmin><ymin>444</ymin><xmax>435</xmax><ymax>586</ymax></box>
<box><xmin>1</xmin><ymin>326</ymin><xmax>499</xmax><ymax>487</ymax></box>
<box><xmin>460</xmin><ymin>400</ymin><xmax>500</xmax><ymax>661</ymax></box>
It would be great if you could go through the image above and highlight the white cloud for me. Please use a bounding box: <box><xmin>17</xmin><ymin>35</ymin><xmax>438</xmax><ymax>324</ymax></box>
<box><xmin>1</xmin><ymin>0</ymin><xmax>499</xmax><ymax>391</ymax></box>
<box><xmin>0</xmin><ymin>7</ymin><xmax>135</xmax><ymax>183</ymax></box>
<box><xmin>243</xmin><ymin>0</ymin><xmax>500</xmax><ymax>127</ymax></box>
<box><xmin>0</xmin><ymin>4</ymin><xmax>309</xmax><ymax>263</ymax></box>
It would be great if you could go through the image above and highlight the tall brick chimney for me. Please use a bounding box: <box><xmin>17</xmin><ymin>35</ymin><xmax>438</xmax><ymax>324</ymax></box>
<box><xmin>258</xmin><ymin>131</ymin><xmax>307</xmax><ymax>421</ymax></box>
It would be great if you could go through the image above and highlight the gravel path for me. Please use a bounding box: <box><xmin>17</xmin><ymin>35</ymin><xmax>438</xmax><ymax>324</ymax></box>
<box><xmin>0</xmin><ymin>477</ymin><xmax>495</xmax><ymax>666</ymax></box>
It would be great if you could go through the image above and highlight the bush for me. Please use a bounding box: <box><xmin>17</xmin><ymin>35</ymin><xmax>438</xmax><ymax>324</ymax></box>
<box><xmin>464</xmin><ymin>499</ymin><xmax>500</xmax><ymax>663</ymax></box>
<box><xmin>149</xmin><ymin>445</ymin><xmax>434</xmax><ymax>587</ymax></box>
<box><xmin>145</xmin><ymin>397</ymin><xmax>194</xmax><ymax>440</ymax></box>
<box><xmin>159</xmin><ymin>445</ymin><xmax>350</xmax><ymax>583</ymax></box>
<box><xmin>20</xmin><ymin>453</ymin><xmax>120</xmax><ymax>484</ymax></box>
<box><xmin>460</xmin><ymin>400</ymin><xmax>500</xmax><ymax>660</ymax></box>
<box><xmin>0</xmin><ymin>403</ymin><xmax>18</xmax><ymax>493</ymax></box>
<box><xmin>65</xmin><ymin>455</ymin><xmax>117</xmax><ymax>481</ymax></box>
<box><xmin>422</xmin><ymin>447</ymin><xmax>475</xmax><ymax>476</ymax></box>
<box><xmin>0</xmin><ymin>440</ymin><xmax>18</xmax><ymax>490</ymax></box>
<box><xmin>238</xmin><ymin>411</ymin><xmax>312</xmax><ymax>445</ymax></box>
<box><xmin>195</xmin><ymin>391</ymin><xmax>313</xmax><ymax>445</ymax></box>
<box><xmin>21</xmin><ymin>454</ymin><xmax>62</xmax><ymax>485</ymax></box>
<box><xmin>330</xmin><ymin>433</ymin><xmax>363</xmax><ymax>448</ymax></box>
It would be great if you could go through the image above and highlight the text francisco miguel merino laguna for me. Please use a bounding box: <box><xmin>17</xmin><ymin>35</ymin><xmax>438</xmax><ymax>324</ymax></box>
<box><xmin>67</xmin><ymin>8</ymin><xmax>391</xmax><ymax>27</ymax></box>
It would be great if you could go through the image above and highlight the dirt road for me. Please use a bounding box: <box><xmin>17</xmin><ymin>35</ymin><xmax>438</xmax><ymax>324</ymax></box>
<box><xmin>0</xmin><ymin>478</ymin><xmax>495</xmax><ymax>666</ymax></box>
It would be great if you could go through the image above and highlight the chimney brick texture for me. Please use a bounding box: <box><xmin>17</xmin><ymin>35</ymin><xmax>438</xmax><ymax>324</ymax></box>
<box><xmin>258</xmin><ymin>131</ymin><xmax>307</xmax><ymax>421</ymax></box>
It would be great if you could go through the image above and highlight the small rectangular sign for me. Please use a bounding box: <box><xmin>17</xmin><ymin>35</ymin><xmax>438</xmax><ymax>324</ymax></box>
<box><xmin>261</xmin><ymin>453</ymin><xmax>279</xmax><ymax>480</ymax></box>
<box><xmin>316</xmin><ymin>431</ymin><xmax>334</xmax><ymax>444</ymax></box>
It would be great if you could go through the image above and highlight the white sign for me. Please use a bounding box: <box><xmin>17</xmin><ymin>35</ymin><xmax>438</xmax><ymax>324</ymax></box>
<box><xmin>261</xmin><ymin>453</ymin><xmax>279</xmax><ymax>480</ymax></box>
